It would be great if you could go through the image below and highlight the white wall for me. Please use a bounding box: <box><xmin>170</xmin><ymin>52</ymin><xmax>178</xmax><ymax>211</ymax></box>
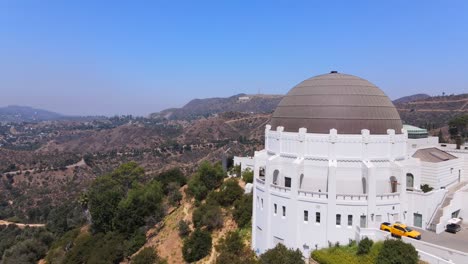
<box><xmin>419</xmin><ymin>159</ymin><xmax>463</xmax><ymax>189</ymax></box>
<box><xmin>406</xmin><ymin>189</ymin><xmax>446</xmax><ymax>229</ymax></box>
<box><xmin>435</xmin><ymin>184</ymin><xmax>468</xmax><ymax>233</ymax></box>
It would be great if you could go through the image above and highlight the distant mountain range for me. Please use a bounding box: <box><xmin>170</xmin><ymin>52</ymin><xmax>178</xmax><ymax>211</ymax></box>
<box><xmin>150</xmin><ymin>93</ymin><xmax>283</xmax><ymax>120</ymax></box>
<box><xmin>0</xmin><ymin>105</ymin><xmax>64</xmax><ymax>123</ymax></box>
<box><xmin>3</xmin><ymin>92</ymin><xmax>467</xmax><ymax>127</ymax></box>
<box><xmin>151</xmin><ymin>93</ymin><xmax>468</xmax><ymax>129</ymax></box>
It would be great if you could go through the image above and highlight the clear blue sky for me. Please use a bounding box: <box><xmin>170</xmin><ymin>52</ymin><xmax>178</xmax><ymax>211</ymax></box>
<box><xmin>1</xmin><ymin>0</ymin><xmax>467</xmax><ymax>116</ymax></box>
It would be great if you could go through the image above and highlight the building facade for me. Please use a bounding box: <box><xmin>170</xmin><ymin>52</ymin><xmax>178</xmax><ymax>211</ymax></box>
<box><xmin>240</xmin><ymin>72</ymin><xmax>467</xmax><ymax>257</ymax></box>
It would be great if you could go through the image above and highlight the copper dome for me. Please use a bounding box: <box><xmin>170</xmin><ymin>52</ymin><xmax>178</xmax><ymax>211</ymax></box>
<box><xmin>270</xmin><ymin>72</ymin><xmax>403</xmax><ymax>134</ymax></box>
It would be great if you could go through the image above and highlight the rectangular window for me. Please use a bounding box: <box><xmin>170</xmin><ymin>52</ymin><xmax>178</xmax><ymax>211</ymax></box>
<box><xmin>348</xmin><ymin>215</ymin><xmax>353</xmax><ymax>226</ymax></box>
<box><xmin>282</xmin><ymin>206</ymin><xmax>286</xmax><ymax>217</ymax></box>
<box><xmin>274</xmin><ymin>204</ymin><xmax>277</xmax><ymax>215</ymax></box>
<box><xmin>304</xmin><ymin>210</ymin><xmax>309</xmax><ymax>222</ymax></box>
<box><xmin>285</xmin><ymin>177</ymin><xmax>291</xmax><ymax>188</ymax></box>
<box><xmin>336</xmin><ymin>214</ymin><xmax>341</xmax><ymax>225</ymax></box>
<box><xmin>316</xmin><ymin>212</ymin><xmax>321</xmax><ymax>223</ymax></box>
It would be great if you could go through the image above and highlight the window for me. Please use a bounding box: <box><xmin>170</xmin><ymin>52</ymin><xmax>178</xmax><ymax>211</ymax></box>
<box><xmin>285</xmin><ymin>177</ymin><xmax>291</xmax><ymax>188</ymax></box>
<box><xmin>376</xmin><ymin>215</ymin><xmax>382</xmax><ymax>222</ymax></box>
<box><xmin>274</xmin><ymin>204</ymin><xmax>277</xmax><ymax>215</ymax></box>
<box><xmin>316</xmin><ymin>212</ymin><xmax>321</xmax><ymax>223</ymax></box>
<box><xmin>304</xmin><ymin>210</ymin><xmax>309</xmax><ymax>222</ymax></box>
<box><xmin>261</xmin><ymin>198</ymin><xmax>263</xmax><ymax>209</ymax></box>
<box><xmin>390</xmin><ymin>176</ymin><xmax>398</xmax><ymax>193</ymax></box>
<box><xmin>336</xmin><ymin>214</ymin><xmax>341</xmax><ymax>225</ymax></box>
<box><xmin>348</xmin><ymin>215</ymin><xmax>353</xmax><ymax>226</ymax></box>
<box><xmin>273</xmin><ymin>170</ymin><xmax>279</xmax><ymax>185</ymax></box>
<box><xmin>360</xmin><ymin>215</ymin><xmax>367</xmax><ymax>228</ymax></box>
<box><xmin>282</xmin><ymin>206</ymin><xmax>286</xmax><ymax>217</ymax></box>
<box><xmin>256</xmin><ymin>196</ymin><xmax>259</xmax><ymax>208</ymax></box>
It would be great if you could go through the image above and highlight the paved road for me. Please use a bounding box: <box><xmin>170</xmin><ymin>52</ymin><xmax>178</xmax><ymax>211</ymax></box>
<box><xmin>416</xmin><ymin>226</ymin><xmax>468</xmax><ymax>253</ymax></box>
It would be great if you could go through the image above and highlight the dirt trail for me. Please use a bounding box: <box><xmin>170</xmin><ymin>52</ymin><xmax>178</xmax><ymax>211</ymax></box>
<box><xmin>0</xmin><ymin>220</ymin><xmax>45</xmax><ymax>228</ymax></box>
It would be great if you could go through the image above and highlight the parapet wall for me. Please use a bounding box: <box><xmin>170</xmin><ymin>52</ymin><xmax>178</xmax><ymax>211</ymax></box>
<box><xmin>265</xmin><ymin>125</ymin><xmax>408</xmax><ymax>161</ymax></box>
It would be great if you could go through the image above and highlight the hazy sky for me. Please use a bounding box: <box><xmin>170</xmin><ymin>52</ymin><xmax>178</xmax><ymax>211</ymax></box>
<box><xmin>1</xmin><ymin>1</ymin><xmax>467</xmax><ymax>116</ymax></box>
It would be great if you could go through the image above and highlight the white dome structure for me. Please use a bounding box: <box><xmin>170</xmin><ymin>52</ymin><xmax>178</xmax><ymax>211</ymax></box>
<box><xmin>241</xmin><ymin>72</ymin><xmax>468</xmax><ymax>259</ymax></box>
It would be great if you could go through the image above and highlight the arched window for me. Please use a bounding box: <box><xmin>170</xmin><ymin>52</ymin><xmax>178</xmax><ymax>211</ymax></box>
<box><xmin>299</xmin><ymin>174</ymin><xmax>304</xmax><ymax>189</ymax></box>
<box><xmin>390</xmin><ymin>176</ymin><xmax>398</xmax><ymax>193</ymax></box>
<box><xmin>273</xmin><ymin>170</ymin><xmax>279</xmax><ymax>185</ymax></box>
<box><xmin>406</xmin><ymin>173</ymin><xmax>414</xmax><ymax>190</ymax></box>
<box><xmin>362</xmin><ymin>177</ymin><xmax>367</xmax><ymax>194</ymax></box>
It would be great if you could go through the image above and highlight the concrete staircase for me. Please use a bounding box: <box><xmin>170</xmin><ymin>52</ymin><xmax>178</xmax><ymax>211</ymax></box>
<box><xmin>427</xmin><ymin>181</ymin><xmax>467</xmax><ymax>231</ymax></box>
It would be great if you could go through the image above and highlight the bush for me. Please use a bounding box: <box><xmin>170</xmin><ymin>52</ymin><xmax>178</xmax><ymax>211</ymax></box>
<box><xmin>260</xmin><ymin>244</ymin><xmax>304</xmax><ymax>264</ymax></box>
<box><xmin>357</xmin><ymin>237</ymin><xmax>373</xmax><ymax>255</ymax></box>
<box><xmin>132</xmin><ymin>247</ymin><xmax>166</xmax><ymax>264</ymax></box>
<box><xmin>187</xmin><ymin>162</ymin><xmax>225</xmax><ymax>201</ymax></box>
<box><xmin>62</xmin><ymin>232</ymin><xmax>126</xmax><ymax>264</ymax></box>
<box><xmin>192</xmin><ymin>203</ymin><xmax>223</xmax><ymax>231</ymax></box>
<box><xmin>217</xmin><ymin>179</ymin><xmax>244</xmax><ymax>207</ymax></box>
<box><xmin>182</xmin><ymin>228</ymin><xmax>212</xmax><ymax>263</ymax></box>
<box><xmin>421</xmin><ymin>184</ymin><xmax>434</xmax><ymax>193</ymax></box>
<box><xmin>178</xmin><ymin>220</ymin><xmax>191</xmax><ymax>238</ymax></box>
<box><xmin>215</xmin><ymin>231</ymin><xmax>257</xmax><ymax>264</ymax></box>
<box><xmin>242</xmin><ymin>168</ymin><xmax>254</xmax><ymax>183</ymax></box>
<box><xmin>233</xmin><ymin>194</ymin><xmax>253</xmax><ymax>228</ymax></box>
<box><xmin>376</xmin><ymin>239</ymin><xmax>418</xmax><ymax>264</ymax></box>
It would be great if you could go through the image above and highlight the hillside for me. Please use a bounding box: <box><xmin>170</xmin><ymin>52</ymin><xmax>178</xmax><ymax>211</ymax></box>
<box><xmin>151</xmin><ymin>92</ymin><xmax>468</xmax><ymax>130</ymax></box>
<box><xmin>395</xmin><ymin>93</ymin><xmax>468</xmax><ymax>128</ymax></box>
<box><xmin>151</xmin><ymin>94</ymin><xmax>283</xmax><ymax>120</ymax></box>
<box><xmin>0</xmin><ymin>105</ymin><xmax>64</xmax><ymax>123</ymax></box>
<box><xmin>393</xmin><ymin>93</ymin><xmax>430</xmax><ymax>104</ymax></box>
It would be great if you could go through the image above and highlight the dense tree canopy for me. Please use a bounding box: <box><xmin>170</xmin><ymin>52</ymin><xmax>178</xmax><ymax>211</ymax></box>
<box><xmin>87</xmin><ymin>162</ymin><xmax>164</xmax><ymax>235</ymax></box>
<box><xmin>233</xmin><ymin>194</ymin><xmax>253</xmax><ymax>228</ymax></box>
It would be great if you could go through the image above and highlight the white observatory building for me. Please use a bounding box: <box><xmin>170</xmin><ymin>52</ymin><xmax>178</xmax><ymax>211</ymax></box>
<box><xmin>242</xmin><ymin>71</ymin><xmax>468</xmax><ymax>258</ymax></box>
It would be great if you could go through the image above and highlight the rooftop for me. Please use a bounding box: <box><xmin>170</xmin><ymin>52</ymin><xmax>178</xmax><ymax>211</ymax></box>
<box><xmin>270</xmin><ymin>72</ymin><xmax>403</xmax><ymax>134</ymax></box>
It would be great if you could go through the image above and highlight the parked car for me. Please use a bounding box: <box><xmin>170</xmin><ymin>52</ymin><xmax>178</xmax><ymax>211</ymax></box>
<box><xmin>445</xmin><ymin>223</ymin><xmax>461</xmax><ymax>234</ymax></box>
<box><xmin>380</xmin><ymin>222</ymin><xmax>422</xmax><ymax>240</ymax></box>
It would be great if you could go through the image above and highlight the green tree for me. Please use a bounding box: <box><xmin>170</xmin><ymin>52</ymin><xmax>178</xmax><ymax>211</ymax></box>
<box><xmin>113</xmin><ymin>181</ymin><xmax>164</xmax><ymax>234</ymax></box>
<box><xmin>233</xmin><ymin>194</ymin><xmax>253</xmax><ymax>228</ymax></box>
<box><xmin>376</xmin><ymin>239</ymin><xmax>418</xmax><ymax>264</ymax></box>
<box><xmin>192</xmin><ymin>203</ymin><xmax>223</xmax><ymax>231</ymax></box>
<box><xmin>178</xmin><ymin>220</ymin><xmax>191</xmax><ymax>238</ymax></box>
<box><xmin>88</xmin><ymin>176</ymin><xmax>124</xmax><ymax>233</ymax></box>
<box><xmin>132</xmin><ymin>247</ymin><xmax>167</xmax><ymax>264</ymax></box>
<box><xmin>259</xmin><ymin>244</ymin><xmax>304</xmax><ymax>264</ymax></box>
<box><xmin>242</xmin><ymin>168</ymin><xmax>254</xmax><ymax>183</ymax></box>
<box><xmin>187</xmin><ymin>161</ymin><xmax>225</xmax><ymax>201</ymax></box>
<box><xmin>215</xmin><ymin>231</ymin><xmax>257</xmax><ymax>264</ymax></box>
<box><xmin>182</xmin><ymin>228</ymin><xmax>212</xmax><ymax>263</ymax></box>
<box><xmin>217</xmin><ymin>179</ymin><xmax>244</xmax><ymax>207</ymax></box>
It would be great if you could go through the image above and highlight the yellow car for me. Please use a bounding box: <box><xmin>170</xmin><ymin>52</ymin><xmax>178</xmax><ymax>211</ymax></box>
<box><xmin>380</xmin><ymin>222</ymin><xmax>421</xmax><ymax>240</ymax></box>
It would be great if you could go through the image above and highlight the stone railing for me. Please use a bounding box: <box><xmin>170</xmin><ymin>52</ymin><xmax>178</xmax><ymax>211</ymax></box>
<box><xmin>298</xmin><ymin>189</ymin><xmax>328</xmax><ymax>199</ymax></box>
<box><xmin>255</xmin><ymin>177</ymin><xmax>265</xmax><ymax>185</ymax></box>
<box><xmin>376</xmin><ymin>193</ymin><xmax>400</xmax><ymax>200</ymax></box>
<box><xmin>336</xmin><ymin>194</ymin><xmax>368</xmax><ymax>201</ymax></box>
<box><xmin>269</xmin><ymin>184</ymin><xmax>291</xmax><ymax>194</ymax></box>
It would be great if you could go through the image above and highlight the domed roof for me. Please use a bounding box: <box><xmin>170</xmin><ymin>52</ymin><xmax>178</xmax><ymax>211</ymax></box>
<box><xmin>270</xmin><ymin>72</ymin><xmax>403</xmax><ymax>134</ymax></box>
